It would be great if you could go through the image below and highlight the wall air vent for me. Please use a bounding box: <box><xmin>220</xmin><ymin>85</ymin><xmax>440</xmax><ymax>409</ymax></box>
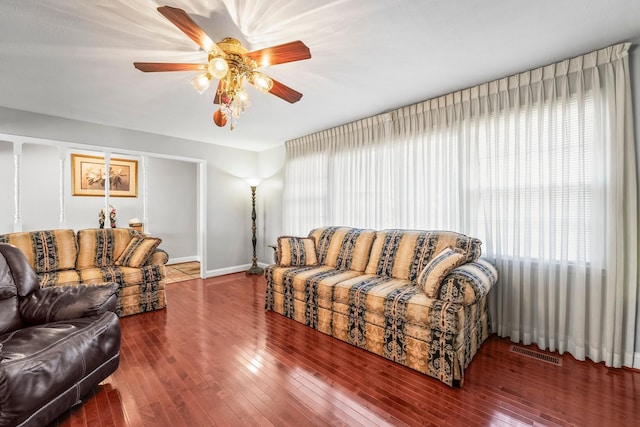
<box><xmin>509</xmin><ymin>345</ymin><xmax>563</xmax><ymax>366</ymax></box>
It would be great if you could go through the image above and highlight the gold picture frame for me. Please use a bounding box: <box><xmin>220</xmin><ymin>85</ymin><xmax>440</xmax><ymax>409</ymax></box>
<box><xmin>71</xmin><ymin>154</ymin><xmax>138</xmax><ymax>197</ymax></box>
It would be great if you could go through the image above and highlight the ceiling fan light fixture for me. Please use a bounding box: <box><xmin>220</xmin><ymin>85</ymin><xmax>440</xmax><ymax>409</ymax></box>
<box><xmin>135</xmin><ymin>6</ymin><xmax>311</xmax><ymax>130</ymax></box>
<box><xmin>236</xmin><ymin>89</ymin><xmax>250</xmax><ymax>107</ymax></box>
<box><xmin>250</xmin><ymin>72</ymin><xmax>273</xmax><ymax>94</ymax></box>
<box><xmin>208</xmin><ymin>56</ymin><xmax>229</xmax><ymax>80</ymax></box>
<box><xmin>191</xmin><ymin>73</ymin><xmax>212</xmax><ymax>94</ymax></box>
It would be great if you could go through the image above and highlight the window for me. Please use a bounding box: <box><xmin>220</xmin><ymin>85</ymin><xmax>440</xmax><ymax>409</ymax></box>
<box><xmin>472</xmin><ymin>93</ymin><xmax>593</xmax><ymax>262</ymax></box>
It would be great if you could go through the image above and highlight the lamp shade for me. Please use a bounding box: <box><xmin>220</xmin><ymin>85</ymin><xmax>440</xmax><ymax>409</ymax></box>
<box><xmin>208</xmin><ymin>57</ymin><xmax>229</xmax><ymax>80</ymax></box>
<box><xmin>246</xmin><ymin>177</ymin><xmax>261</xmax><ymax>187</ymax></box>
<box><xmin>191</xmin><ymin>73</ymin><xmax>212</xmax><ymax>94</ymax></box>
<box><xmin>251</xmin><ymin>72</ymin><xmax>273</xmax><ymax>94</ymax></box>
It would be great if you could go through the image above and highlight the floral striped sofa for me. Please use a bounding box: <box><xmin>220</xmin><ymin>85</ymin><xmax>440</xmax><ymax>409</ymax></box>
<box><xmin>0</xmin><ymin>228</ymin><xmax>168</xmax><ymax>317</ymax></box>
<box><xmin>265</xmin><ymin>226</ymin><xmax>498</xmax><ymax>387</ymax></box>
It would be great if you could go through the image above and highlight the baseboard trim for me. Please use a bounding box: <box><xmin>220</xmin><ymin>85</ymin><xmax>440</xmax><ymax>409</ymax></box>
<box><xmin>167</xmin><ymin>255</ymin><xmax>200</xmax><ymax>265</ymax></box>
<box><xmin>205</xmin><ymin>264</ymin><xmax>252</xmax><ymax>278</ymax></box>
<box><xmin>205</xmin><ymin>262</ymin><xmax>271</xmax><ymax>278</ymax></box>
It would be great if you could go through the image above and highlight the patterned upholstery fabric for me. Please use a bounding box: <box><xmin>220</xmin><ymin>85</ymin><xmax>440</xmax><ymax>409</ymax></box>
<box><xmin>38</xmin><ymin>269</ymin><xmax>81</xmax><ymax>288</ymax></box>
<box><xmin>265</xmin><ymin>227</ymin><xmax>497</xmax><ymax>387</ymax></box>
<box><xmin>115</xmin><ymin>236</ymin><xmax>162</xmax><ymax>268</ymax></box>
<box><xmin>330</xmin><ymin>274</ymin><xmax>490</xmax><ymax>384</ymax></box>
<box><xmin>76</xmin><ymin>228</ymin><xmax>135</xmax><ymax>269</ymax></box>
<box><xmin>417</xmin><ymin>247</ymin><xmax>468</xmax><ymax>297</ymax></box>
<box><xmin>151</xmin><ymin>248</ymin><xmax>169</xmax><ymax>266</ymax></box>
<box><xmin>0</xmin><ymin>229</ymin><xmax>77</xmax><ymax>274</ymax></box>
<box><xmin>267</xmin><ymin>265</ymin><xmax>364</xmax><ymax>334</ymax></box>
<box><xmin>308</xmin><ymin>226</ymin><xmax>376</xmax><ymax>272</ymax></box>
<box><xmin>79</xmin><ymin>265</ymin><xmax>166</xmax><ymax>317</ymax></box>
<box><xmin>0</xmin><ymin>228</ymin><xmax>168</xmax><ymax>317</ymax></box>
<box><xmin>364</xmin><ymin>229</ymin><xmax>482</xmax><ymax>281</ymax></box>
<box><xmin>434</xmin><ymin>258</ymin><xmax>498</xmax><ymax>305</ymax></box>
<box><xmin>277</xmin><ymin>236</ymin><xmax>318</xmax><ymax>267</ymax></box>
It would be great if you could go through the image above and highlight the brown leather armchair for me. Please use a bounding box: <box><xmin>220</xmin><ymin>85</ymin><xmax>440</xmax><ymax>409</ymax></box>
<box><xmin>0</xmin><ymin>243</ymin><xmax>121</xmax><ymax>427</ymax></box>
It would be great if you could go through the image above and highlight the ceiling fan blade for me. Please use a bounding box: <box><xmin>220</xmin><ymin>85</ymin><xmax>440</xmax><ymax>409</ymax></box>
<box><xmin>157</xmin><ymin>6</ymin><xmax>224</xmax><ymax>55</ymax></box>
<box><xmin>134</xmin><ymin>62</ymin><xmax>207</xmax><ymax>72</ymax></box>
<box><xmin>269</xmin><ymin>78</ymin><xmax>303</xmax><ymax>103</ymax></box>
<box><xmin>246</xmin><ymin>41</ymin><xmax>311</xmax><ymax>67</ymax></box>
<box><xmin>213</xmin><ymin>81</ymin><xmax>223</xmax><ymax>104</ymax></box>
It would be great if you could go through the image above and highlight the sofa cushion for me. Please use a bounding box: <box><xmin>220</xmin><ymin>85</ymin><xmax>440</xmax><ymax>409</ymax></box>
<box><xmin>417</xmin><ymin>247</ymin><xmax>467</xmax><ymax>297</ymax></box>
<box><xmin>0</xmin><ymin>313</ymin><xmax>120</xmax><ymax>427</ymax></box>
<box><xmin>309</xmin><ymin>227</ymin><xmax>376</xmax><ymax>272</ymax></box>
<box><xmin>115</xmin><ymin>236</ymin><xmax>162</xmax><ymax>268</ymax></box>
<box><xmin>76</xmin><ymin>228</ymin><xmax>135</xmax><ymax>269</ymax></box>
<box><xmin>78</xmin><ymin>265</ymin><xmax>166</xmax><ymax>317</ymax></box>
<box><xmin>38</xmin><ymin>269</ymin><xmax>81</xmax><ymax>288</ymax></box>
<box><xmin>78</xmin><ymin>264</ymin><xmax>165</xmax><ymax>287</ymax></box>
<box><xmin>268</xmin><ymin>265</ymin><xmax>363</xmax><ymax>308</ymax></box>
<box><xmin>364</xmin><ymin>229</ymin><xmax>482</xmax><ymax>281</ymax></box>
<box><xmin>0</xmin><ymin>229</ymin><xmax>77</xmax><ymax>274</ymax></box>
<box><xmin>277</xmin><ymin>236</ymin><xmax>318</xmax><ymax>267</ymax></box>
<box><xmin>331</xmin><ymin>274</ymin><xmax>472</xmax><ymax>344</ymax></box>
<box><xmin>266</xmin><ymin>265</ymin><xmax>364</xmax><ymax>334</ymax></box>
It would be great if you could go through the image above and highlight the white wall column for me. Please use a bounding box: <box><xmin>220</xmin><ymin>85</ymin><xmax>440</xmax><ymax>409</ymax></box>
<box><xmin>58</xmin><ymin>147</ymin><xmax>66</xmax><ymax>228</ymax></box>
<box><xmin>13</xmin><ymin>141</ymin><xmax>22</xmax><ymax>232</ymax></box>
<box><xmin>104</xmin><ymin>152</ymin><xmax>111</xmax><ymax>227</ymax></box>
<box><xmin>141</xmin><ymin>155</ymin><xmax>149</xmax><ymax>234</ymax></box>
<box><xmin>198</xmin><ymin>160</ymin><xmax>206</xmax><ymax>277</ymax></box>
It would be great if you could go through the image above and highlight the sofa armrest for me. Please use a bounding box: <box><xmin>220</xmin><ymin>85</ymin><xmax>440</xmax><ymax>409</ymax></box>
<box><xmin>19</xmin><ymin>282</ymin><xmax>119</xmax><ymax>324</ymax></box>
<box><xmin>431</xmin><ymin>258</ymin><xmax>498</xmax><ymax>305</ymax></box>
<box><xmin>149</xmin><ymin>248</ymin><xmax>169</xmax><ymax>266</ymax></box>
<box><xmin>268</xmin><ymin>244</ymin><xmax>278</xmax><ymax>264</ymax></box>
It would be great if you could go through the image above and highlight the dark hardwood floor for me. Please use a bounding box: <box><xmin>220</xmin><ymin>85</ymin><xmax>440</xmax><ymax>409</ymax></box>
<box><xmin>51</xmin><ymin>273</ymin><xmax>640</xmax><ymax>426</ymax></box>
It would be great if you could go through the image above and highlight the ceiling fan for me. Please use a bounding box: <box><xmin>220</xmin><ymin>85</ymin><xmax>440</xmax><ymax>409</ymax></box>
<box><xmin>134</xmin><ymin>6</ymin><xmax>311</xmax><ymax>129</ymax></box>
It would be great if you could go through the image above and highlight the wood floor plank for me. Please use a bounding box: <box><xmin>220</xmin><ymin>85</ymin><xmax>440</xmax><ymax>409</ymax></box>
<box><xmin>49</xmin><ymin>273</ymin><xmax>640</xmax><ymax>427</ymax></box>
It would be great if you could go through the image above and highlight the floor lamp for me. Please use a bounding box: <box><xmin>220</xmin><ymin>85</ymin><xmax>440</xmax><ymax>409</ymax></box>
<box><xmin>246</xmin><ymin>179</ymin><xmax>264</xmax><ymax>276</ymax></box>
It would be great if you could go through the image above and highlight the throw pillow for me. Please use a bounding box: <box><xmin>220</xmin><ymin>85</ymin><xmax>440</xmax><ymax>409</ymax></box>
<box><xmin>115</xmin><ymin>237</ymin><xmax>162</xmax><ymax>268</ymax></box>
<box><xmin>417</xmin><ymin>246</ymin><xmax>467</xmax><ymax>297</ymax></box>
<box><xmin>277</xmin><ymin>236</ymin><xmax>318</xmax><ymax>267</ymax></box>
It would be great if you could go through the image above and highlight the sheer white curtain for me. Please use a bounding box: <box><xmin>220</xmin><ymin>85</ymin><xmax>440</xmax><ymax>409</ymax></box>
<box><xmin>282</xmin><ymin>43</ymin><xmax>637</xmax><ymax>367</ymax></box>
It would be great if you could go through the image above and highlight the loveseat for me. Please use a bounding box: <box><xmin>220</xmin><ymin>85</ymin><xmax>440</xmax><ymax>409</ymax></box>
<box><xmin>0</xmin><ymin>243</ymin><xmax>121</xmax><ymax>427</ymax></box>
<box><xmin>265</xmin><ymin>226</ymin><xmax>498</xmax><ymax>387</ymax></box>
<box><xmin>0</xmin><ymin>228</ymin><xmax>168</xmax><ymax>317</ymax></box>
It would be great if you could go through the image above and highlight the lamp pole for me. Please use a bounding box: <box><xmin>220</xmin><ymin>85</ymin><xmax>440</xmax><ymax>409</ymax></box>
<box><xmin>247</xmin><ymin>184</ymin><xmax>264</xmax><ymax>275</ymax></box>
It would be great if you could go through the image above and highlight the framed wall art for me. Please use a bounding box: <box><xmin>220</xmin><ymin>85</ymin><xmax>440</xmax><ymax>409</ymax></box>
<box><xmin>71</xmin><ymin>154</ymin><xmax>138</xmax><ymax>197</ymax></box>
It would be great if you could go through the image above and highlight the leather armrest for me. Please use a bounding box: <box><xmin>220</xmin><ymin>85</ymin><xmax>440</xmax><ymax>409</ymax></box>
<box><xmin>19</xmin><ymin>282</ymin><xmax>119</xmax><ymax>324</ymax></box>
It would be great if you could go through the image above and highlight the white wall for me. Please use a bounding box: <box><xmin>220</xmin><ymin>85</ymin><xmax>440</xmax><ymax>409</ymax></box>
<box><xmin>21</xmin><ymin>144</ymin><xmax>60</xmax><ymax>230</ymax></box>
<box><xmin>62</xmin><ymin>149</ymin><xmax>144</xmax><ymax>231</ymax></box>
<box><xmin>0</xmin><ymin>141</ymin><xmax>14</xmax><ymax>231</ymax></box>
<box><xmin>147</xmin><ymin>157</ymin><xmax>198</xmax><ymax>262</ymax></box>
<box><xmin>0</xmin><ymin>142</ymin><xmax>199</xmax><ymax>261</ymax></box>
<box><xmin>257</xmin><ymin>145</ymin><xmax>285</xmax><ymax>264</ymax></box>
<box><xmin>0</xmin><ymin>106</ymin><xmax>257</xmax><ymax>276</ymax></box>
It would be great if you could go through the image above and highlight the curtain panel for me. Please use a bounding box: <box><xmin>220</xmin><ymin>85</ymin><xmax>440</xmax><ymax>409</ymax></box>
<box><xmin>282</xmin><ymin>43</ymin><xmax>637</xmax><ymax>368</ymax></box>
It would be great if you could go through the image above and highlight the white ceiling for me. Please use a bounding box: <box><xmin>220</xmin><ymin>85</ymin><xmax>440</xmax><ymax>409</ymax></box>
<box><xmin>1</xmin><ymin>0</ymin><xmax>639</xmax><ymax>152</ymax></box>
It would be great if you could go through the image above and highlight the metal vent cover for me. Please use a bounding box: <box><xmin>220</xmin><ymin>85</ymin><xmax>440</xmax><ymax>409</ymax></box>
<box><xmin>509</xmin><ymin>345</ymin><xmax>563</xmax><ymax>366</ymax></box>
